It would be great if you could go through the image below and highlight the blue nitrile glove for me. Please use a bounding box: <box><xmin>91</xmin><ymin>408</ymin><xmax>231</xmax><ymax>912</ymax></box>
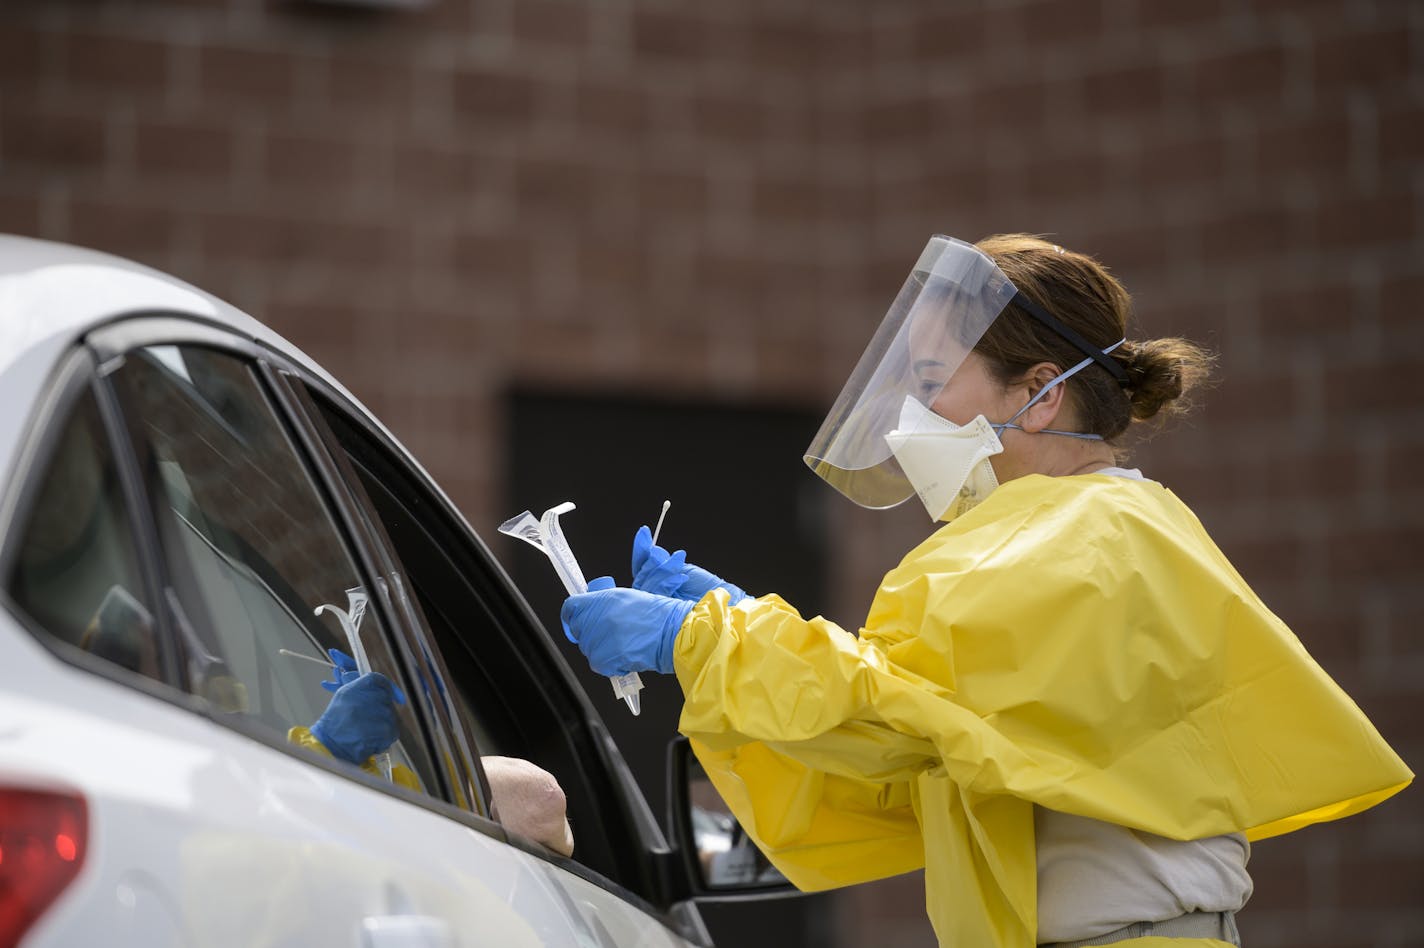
<box><xmin>320</xmin><ymin>648</ymin><xmax>407</xmax><ymax>705</ymax></box>
<box><xmin>630</xmin><ymin>525</ymin><xmax>747</xmax><ymax>605</ymax></box>
<box><xmin>561</xmin><ymin>578</ymin><xmax>695</xmax><ymax>677</ymax></box>
<box><xmin>311</xmin><ymin>672</ymin><xmax>404</xmax><ymax>765</ymax></box>
<box><xmin>319</xmin><ymin>648</ymin><xmax>360</xmax><ymax>692</ymax></box>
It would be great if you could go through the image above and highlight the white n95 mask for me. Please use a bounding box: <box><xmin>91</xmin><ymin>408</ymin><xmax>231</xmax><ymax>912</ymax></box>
<box><xmin>884</xmin><ymin>396</ymin><xmax>1002</xmax><ymax>522</ymax></box>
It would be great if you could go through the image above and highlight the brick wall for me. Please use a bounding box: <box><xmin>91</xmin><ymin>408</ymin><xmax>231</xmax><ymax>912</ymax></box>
<box><xmin>2</xmin><ymin>1</ymin><xmax>1419</xmax><ymax>946</ymax></box>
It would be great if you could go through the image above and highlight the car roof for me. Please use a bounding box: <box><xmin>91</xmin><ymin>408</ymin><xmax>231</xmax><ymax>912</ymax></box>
<box><xmin>0</xmin><ymin>233</ymin><xmax>325</xmax><ymax>379</ymax></box>
<box><xmin>0</xmin><ymin>234</ymin><xmax>414</xmax><ymax>494</ymax></box>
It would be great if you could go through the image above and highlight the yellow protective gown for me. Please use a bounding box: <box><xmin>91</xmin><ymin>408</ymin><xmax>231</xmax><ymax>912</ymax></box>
<box><xmin>671</xmin><ymin>473</ymin><xmax>1412</xmax><ymax>948</ymax></box>
<box><xmin>288</xmin><ymin>726</ymin><xmax>422</xmax><ymax>791</ymax></box>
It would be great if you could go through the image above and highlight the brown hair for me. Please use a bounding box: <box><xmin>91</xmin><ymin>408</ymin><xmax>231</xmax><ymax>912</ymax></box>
<box><xmin>972</xmin><ymin>233</ymin><xmax>1215</xmax><ymax>443</ymax></box>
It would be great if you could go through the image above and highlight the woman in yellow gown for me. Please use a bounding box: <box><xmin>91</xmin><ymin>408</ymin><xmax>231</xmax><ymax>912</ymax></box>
<box><xmin>561</xmin><ymin>234</ymin><xmax>1412</xmax><ymax>947</ymax></box>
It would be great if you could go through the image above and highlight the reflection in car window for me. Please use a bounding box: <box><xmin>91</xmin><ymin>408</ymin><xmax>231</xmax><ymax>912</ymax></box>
<box><xmin>108</xmin><ymin>345</ymin><xmax>439</xmax><ymax>795</ymax></box>
<box><xmin>308</xmin><ymin>388</ymin><xmax>640</xmax><ymax>887</ymax></box>
<box><xmin>10</xmin><ymin>388</ymin><xmax>162</xmax><ymax>683</ymax></box>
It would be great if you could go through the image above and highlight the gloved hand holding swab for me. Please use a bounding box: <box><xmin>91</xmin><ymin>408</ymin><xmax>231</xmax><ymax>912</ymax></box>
<box><xmin>500</xmin><ymin>502</ymin><xmax>644</xmax><ymax>715</ymax></box>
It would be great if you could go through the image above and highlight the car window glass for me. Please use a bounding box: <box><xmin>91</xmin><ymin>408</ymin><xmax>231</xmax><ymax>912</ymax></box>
<box><xmin>9</xmin><ymin>387</ymin><xmax>162</xmax><ymax>683</ymax></box>
<box><xmin>108</xmin><ymin>345</ymin><xmax>440</xmax><ymax>796</ymax></box>
<box><xmin>307</xmin><ymin>387</ymin><xmax>640</xmax><ymax>886</ymax></box>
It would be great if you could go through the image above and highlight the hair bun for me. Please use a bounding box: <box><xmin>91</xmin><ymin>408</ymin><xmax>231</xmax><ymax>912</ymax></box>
<box><xmin>1120</xmin><ymin>338</ymin><xmax>1214</xmax><ymax>422</ymax></box>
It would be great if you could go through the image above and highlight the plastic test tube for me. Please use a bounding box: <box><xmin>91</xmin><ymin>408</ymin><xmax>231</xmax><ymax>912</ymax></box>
<box><xmin>499</xmin><ymin>503</ymin><xmax>644</xmax><ymax>715</ymax></box>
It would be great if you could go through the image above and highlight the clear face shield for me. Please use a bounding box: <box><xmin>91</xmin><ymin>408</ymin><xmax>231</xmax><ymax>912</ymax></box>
<box><xmin>803</xmin><ymin>236</ymin><xmax>1017</xmax><ymax>509</ymax></box>
<box><xmin>803</xmin><ymin>235</ymin><xmax>1129</xmax><ymax>513</ymax></box>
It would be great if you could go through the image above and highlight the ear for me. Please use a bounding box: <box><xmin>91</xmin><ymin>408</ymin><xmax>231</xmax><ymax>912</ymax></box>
<box><xmin>1015</xmin><ymin>362</ymin><xmax>1067</xmax><ymax>433</ymax></box>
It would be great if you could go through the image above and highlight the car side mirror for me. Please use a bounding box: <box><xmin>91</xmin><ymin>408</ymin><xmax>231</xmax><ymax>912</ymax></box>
<box><xmin>666</xmin><ymin>736</ymin><xmax>795</xmax><ymax>898</ymax></box>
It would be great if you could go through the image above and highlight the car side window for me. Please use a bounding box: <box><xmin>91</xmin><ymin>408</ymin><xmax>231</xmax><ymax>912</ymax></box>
<box><xmin>9</xmin><ymin>386</ymin><xmax>163</xmax><ymax>683</ymax></box>
<box><xmin>306</xmin><ymin>386</ymin><xmax>644</xmax><ymax>887</ymax></box>
<box><xmin>106</xmin><ymin>344</ymin><xmax>442</xmax><ymax>796</ymax></box>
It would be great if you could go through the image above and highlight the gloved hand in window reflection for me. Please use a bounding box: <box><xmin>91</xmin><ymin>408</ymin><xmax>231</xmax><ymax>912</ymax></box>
<box><xmin>630</xmin><ymin>525</ymin><xmax>747</xmax><ymax>606</ymax></box>
<box><xmin>561</xmin><ymin>576</ymin><xmax>694</xmax><ymax>677</ymax></box>
<box><xmin>311</xmin><ymin>671</ymin><xmax>405</xmax><ymax>765</ymax></box>
<box><xmin>321</xmin><ymin>648</ymin><xmax>407</xmax><ymax>704</ymax></box>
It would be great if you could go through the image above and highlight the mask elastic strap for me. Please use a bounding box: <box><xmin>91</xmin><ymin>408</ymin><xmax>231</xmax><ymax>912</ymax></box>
<box><xmin>993</xmin><ymin>339</ymin><xmax>1126</xmax><ymax>442</ymax></box>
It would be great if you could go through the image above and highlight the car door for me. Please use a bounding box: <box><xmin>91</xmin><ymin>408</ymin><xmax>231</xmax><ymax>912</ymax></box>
<box><xmin>276</xmin><ymin>369</ymin><xmax>711</xmax><ymax>948</ymax></box>
<box><xmin>7</xmin><ymin>314</ymin><xmax>638</xmax><ymax>947</ymax></box>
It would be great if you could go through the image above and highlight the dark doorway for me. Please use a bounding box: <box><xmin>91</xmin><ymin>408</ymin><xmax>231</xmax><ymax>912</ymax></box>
<box><xmin>503</xmin><ymin>388</ymin><xmax>836</xmax><ymax>947</ymax></box>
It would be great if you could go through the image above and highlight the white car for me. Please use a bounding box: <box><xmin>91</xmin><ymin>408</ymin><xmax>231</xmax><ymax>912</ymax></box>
<box><xmin>0</xmin><ymin>235</ymin><xmax>788</xmax><ymax>947</ymax></box>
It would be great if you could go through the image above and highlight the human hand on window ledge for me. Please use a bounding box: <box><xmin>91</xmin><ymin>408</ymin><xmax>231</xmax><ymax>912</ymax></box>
<box><xmin>483</xmin><ymin>755</ymin><xmax>574</xmax><ymax>857</ymax></box>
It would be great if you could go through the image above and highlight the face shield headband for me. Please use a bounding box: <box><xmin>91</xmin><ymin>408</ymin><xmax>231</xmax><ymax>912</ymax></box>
<box><xmin>804</xmin><ymin>235</ymin><xmax>1129</xmax><ymax>510</ymax></box>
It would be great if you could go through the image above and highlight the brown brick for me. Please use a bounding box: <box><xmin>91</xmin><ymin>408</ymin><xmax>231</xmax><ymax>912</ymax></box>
<box><xmin>1255</xmin><ymin>111</ymin><xmax>1352</xmax><ymax>182</ymax></box>
<box><xmin>263</xmin><ymin>129</ymin><xmax>358</xmax><ymax>191</ymax></box>
<box><xmin>451</xmin><ymin>67</ymin><xmax>537</xmax><ymax>122</ymax></box>
<box><xmin>1377</xmin><ymin>101</ymin><xmax>1424</xmax><ymax>179</ymax></box>
<box><xmin>1083</xmin><ymin>60</ymin><xmax>1169</xmax><ymax>117</ymax></box>
<box><xmin>1315</xmin><ymin>192</ymin><xmax>1415</xmax><ymax>251</ymax></box>
<box><xmin>451</xmin><ymin>232</ymin><xmax>530</xmax><ymax>283</ymax></box>
<box><xmin>0</xmin><ymin>191</ymin><xmax>42</xmax><ymax>235</ymax></box>
<box><xmin>631</xmin><ymin>10</ymin><xmax>710</xmax><ymax>61</ymax></box>
<box><xmin>865</xmin><ymin>95</ymin><xmax>931</xmax><ymax>142</ymax></box>
<box><xmin>134</xmin><ymin>119</ymin><xmax>235</xmax><ymax>180</ymax></box>
<box><xmin>749</xmin><ymin>12</ymin><xmax>813</xmax><ymax>73</ymax></box>
<box><xmin>1192</xmin><ymin>45</ymin><xmax>1288</xmax><ymax>111</ymax></box>
<box><xmin>199</xmin><ymin>43</ymin><xmax>297</xmax><ymax>105</ymax></box>
<box><xmin>325</xmin><ymin>52</ymin><xmax>413</xmax><ymax>113</ymax></box>
<box><xmin>512</xmin><ymin>0</ymin><xmax>590</xmax><ymax>48</ymax></box>
<box><xmin>753</xmin><ymin>176</ymin><xmax>821</xmax><ymax>225</ymax></box>
<box><xmin>62</xmin><ymin>30</ymin><xmax>169</xmax><ymax>94</ymax></box>
<box><xmin>814</xmin><ymin>21</ymin><xmax>867</xmax><ymax>74</ymax></box>
<box><xmin>1255</xmin><ymin>280</ymin><xmax>1353</xmax><ymax>341</ymax></box>
<box><xmin>1134</xmin><ymin>0</ymin><xmax>1228</xmax><ymax>30</ymax></box>
<box><xmin>515</xmin><ymin>158</ymin><xmax>591</xmax><ymax>218</ymax></box>
<box><xmin>576</xmin><ymin>82</ymin><xmax>647</xmax><ymax>136</ymax></box>
<box><xmin>909</xmin><ymin>9</ymin><xmax>989</xmax><ymax>61</ymax></box>
<box><xmin>0</xmin><ymin>103</ymin><xmax>106</xmax><ymax>171</ymax></box>
<box><xmin>1332</xmin><ymin>842</ymin><xmax>1424</xmax><ymax>905</ymax></box>
<box><xmin>1377</xmin><ymin>272</ymin><xmax>1424</xmax><ymax>337</ymax></box>
<box><xmin>200</xmin><ymin>211</ymin><xmax>400</xmax><ymax>270</ymax></box>
<box><xmin>1321</xmin><ymin>523</ymin><xmax>1420</xmax><ymax>584</ymax></box>
<box><xmin>579</xmin><ymin>241</ymin><xmax>641</xmax><ymax>292</ymax></box>
<box><xmin>1258</xmin><ymin>445</ymin><xmax>1366</xmax><ymax>504</ymax></box>
<box><xmin>1009</xmin><ymin>0</ymin><xmax>1105</xmax><ymax>46</ymax></box>
<box><xmin>0</xmin><ymin>22</ymin><xmax>47</xmax><ymax>86</ymax></box>
<box><xmin>1017</xmin><ymin>151</ymin><xmax>1103</xmax><ymax>205</ymax></box>
<box><xmin>968</xmin><ymin>76</ymin><xmax>1049</xmax><ymax>131</ymax></box>
<box><xmin>1199</xmin><ymin>202</ymin><xmax>1311</xmax><ymax>262</ymax></box>
<box><xmin>694</xmin><ymin>89</ymin><xmax>765</xmax><ymax>144</ymax></box>
<box><xmin>1313</xmin><ymin>28</ymin><xmax>1411</xmax><ymax>96</ymax></box>
<box><xmin>641</xmin><ymin>169</ymin><xmax>706</xmax><ymax>219</ymax></box>
<box><xmin>1324</xmin><ymin>355</ymin><xmax>1418</xmax><ymax>418</ymax></box>
<box><xmin>68</xmin><ymin>198</ymin><xmax>176</xmax><ymax>259</ymax></box>
<box><xmin>1196</xmin><ymin>371</ymin><xmax>1294</xmax><ymax>428</ymax></box>
<box><xmin>1137</xmin><ymin>132</ymin><xmax>1228</xmax><ymax>193</ymax></box>
<box><xmin>391</xmin><ymin>144</ymin><xmax>504</xmax><ymax>198</ymax></box>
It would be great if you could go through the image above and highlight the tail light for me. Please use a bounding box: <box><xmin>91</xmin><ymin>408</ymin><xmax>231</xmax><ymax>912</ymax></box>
<box><xmin>0</xmin><ymin>787</ymin><xmax>87</xmax><ymax>946</ymax></box>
